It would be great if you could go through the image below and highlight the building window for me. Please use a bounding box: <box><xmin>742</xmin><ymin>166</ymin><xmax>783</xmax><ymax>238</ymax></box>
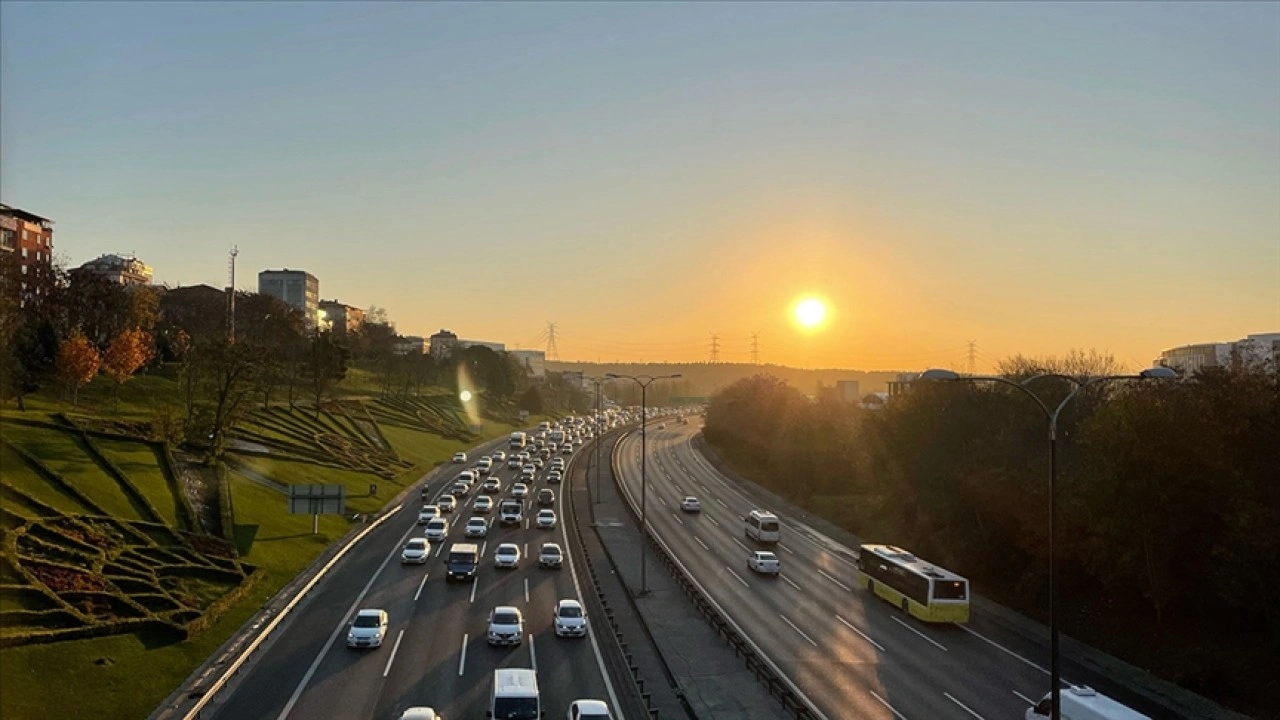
<box><xmin>21</xmin><ymin>265</ymin><xmax>28</xmax><ymax>274</ymax></box>
<box><xmin>21</xmin><ymin>247</ymin><xmax>28</xmax><ymax>258</ymax></box>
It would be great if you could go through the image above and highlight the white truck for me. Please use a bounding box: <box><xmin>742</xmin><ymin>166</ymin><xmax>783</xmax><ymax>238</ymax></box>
<box><xmin>488</xmin><ymin>668</ymin><xmax>539</xmax><ymax>720</ymax></box>
<box><xmin>1025</xmin><ymin>686</ymin><xmax>1150</xmax><ymax>720</ymax></box>
<box><xmin>509</xmin><ymin>431</ymin><xmax>527</xmax><ymax>449</ymax></box>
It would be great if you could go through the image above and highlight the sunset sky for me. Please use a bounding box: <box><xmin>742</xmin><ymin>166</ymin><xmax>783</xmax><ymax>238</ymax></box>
<box><xmin>3</xmin><ymin>2</ymin><xmax>1277</xmax><ymax>372</ymax></box>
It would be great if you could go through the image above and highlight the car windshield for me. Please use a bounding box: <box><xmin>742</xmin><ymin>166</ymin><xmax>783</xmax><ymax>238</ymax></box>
<box><xmin>492</xmin><ymin>612</ymin><xmax>519</xmax><ymax>624</ymax></box>
<box><xmin>469</xmin><ymin>520</ymin><xmax>485</xmax><ymax>527</ymax></box>
<box><xmin>498</xmin><ymin>547</ymin><xmax>516</xmax><ymax>556</ymax></box>
<box><xmin>427</xmin><ymin>520</ymin><xmax>445</xmax><ymax>529</ymax></box>
<box><xmin>558</xmin><ymin>605</ymin><xmax>582</xmax><ymax>618</ymax></box>
<box><xmin>542</xmin><ymin>547</ymin><xmax>560</xmax><ymax>556</ymax></box>
<box><xmin>353</xmin><ymin>615</ymin><xmax>380</xmax><ymax>628</ymax></box>
<box><xmin>407</xmin><ymin>540</ymin><xmax>426</xmax><ymax>549</ymax></box>
<box><xmin>448</xmin><ymin>552</ymin><xmax>474</xmax><ymax>564</ymax></box>
<box><xmin>761</xmin><ymin>521</ymin><xmax>780</xmax><ymax>532</ymax></box>
<box><xmin>492</xmin><ymin>698</ymin><xmax>538</xmax><ymax>720</ymax></box>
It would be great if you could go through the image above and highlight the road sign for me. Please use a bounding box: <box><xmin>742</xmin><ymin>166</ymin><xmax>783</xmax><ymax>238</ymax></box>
<box><xmin>287</xmin><ymin>484</ymin><xmax>346</xmax><ymax>515</ymax></box>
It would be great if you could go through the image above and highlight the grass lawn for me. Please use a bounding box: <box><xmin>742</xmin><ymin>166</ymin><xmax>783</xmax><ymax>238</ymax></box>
<box><xmin>94</xmin><ymin>437</ymin><xmax>187</xmax><ymax>531</ymax></box>
<box><xmin>0</xmin><ymin>440</ymin><xmax>94</xmax><ymax>517</ymax></box>
<box><xmin>0</xmin><ymin>418</ymin><xmax>144</xmax><ymax>521</ymax></box>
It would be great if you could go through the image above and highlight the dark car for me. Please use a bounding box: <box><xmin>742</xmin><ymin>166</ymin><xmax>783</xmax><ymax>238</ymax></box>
<box><xmin>537</xmin><ymin>488</ymin><xmax>556</xmax><ymax>506</ymax></box>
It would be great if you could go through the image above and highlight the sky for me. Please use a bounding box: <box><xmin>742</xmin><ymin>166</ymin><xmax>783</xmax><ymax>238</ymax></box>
<box><xmin>3</xmin><ymin>2</ymin><xmax>1278</xmax><ymax>372</ymax></box>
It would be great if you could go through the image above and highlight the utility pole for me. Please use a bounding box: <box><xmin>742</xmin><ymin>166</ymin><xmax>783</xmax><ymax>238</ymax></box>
<box><xmin>750</xmin><ymin>333</ymin><xmax>760</xmax><ymax>365</ymax></box>
<box><xmin>546</xmin><ymin>322</ymin><xmax>560</xmax><ymax>361</ymax></box>
<box><xmin>227</xmin><ymin>246</ymin><xmax>239</xmax><ymax>343</ymax></box>
<box><xmin>709</xmin><ymin>333</ymin><xmax>720</xmax><ymax>364</ymax></box>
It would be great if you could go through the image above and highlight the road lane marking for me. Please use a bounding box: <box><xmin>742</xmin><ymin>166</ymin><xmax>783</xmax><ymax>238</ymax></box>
<box><xmin>817</xmin><ymin>569</ymin><xmax>852</xmax><ymax>592</ymax></box>
<box><xmin>725</xmin><ymin>567</ymin><xmax>751</xmax><ymax>588</ymax></box>
<box><xmin>529</xmin><ymin>634</ymin><xmax>538</xmax><ymax>671</ymax></box>
<box><xmin>524</xmin><ymin>578</ymin><xmax>530</xmax><ymax>603</ymax></box>
<box><xmin>780</xmin><ymin>574</ymin><xmax>802</xmax><ymax>591</ymax></box>
<box><xmin>458</xmin><ymin>634</ymin><xmax>468</xmax><ymax>676</ymax></box>
<box><xmin>470</xmin><ymin>577</ymin><xmax>479</xmax><ymax>604</ymax></box>
<box><xmin>523</xmin><ymin>542</ymin><xmax>528</xmax><ymax>558</ymax></box>
<box><xmin>716</xmin><ymin>498</ymin><xmax>729</xmax><ymax>507</ymax></box>
<box><xmin>955</xmin><ymin>624</ymin><xmax>1049</xmax><ymax>676</ymax></box>
<box><xmin>1012</xmin><ymin>691</ymin><xmax>1037</xmax><ymax>706</ymax></box>
<box><xmin>480</xmin><ymin>541</ymin><xmax>487</xmax><ymax>557</ymax></box>
<box><xmin>731</xmin><ymin>537</ymin><xmax>750</xmax><ymax>552</ymax></box>
<box><xmin>836</xmin><ymin>614</ymin><xmax>886</xmax><ymax>652</ymax></box>
<box><xmin>382</xmin><ymin>629</ymin><xmax>405</xmax><ymax>677</ymax></box>
<box><xmin>414</xmin><ymin>573</ymin><xmax>430</xmax><ymax>602</ymax></box>
<box><xmin>891</xmin><ymin>616</ymin><xmax>948</xmax><ymax>652</ymax></box>
<box><xmin>779</xmin><ymin>614</ymin><xmax>818</xmax><ymax>647</ymax></box>
<box><xmin>672</xmin><ymin>513</ymin><xmax>684</xmax><ymax>525</ymax></box>
<box><xmin>658</xmin><ymin>497</ymin><xmax>668</xmax><ymax>506</ymax></box>
<box><xmin>870</xmin><ymin>691</ymin><xmax>909</xmax><ymax>720</ymax></box>
<box><xmin>945</xmin><ymin>692</ymin><xmax>985</xmax><ymax>719</ymax></box>
<box><xmin>694</xmin><ymin>536</ymin><xmax>710</xmax><ymax>551</ymax></box>
<box><xmin>776</xmin><ymin>542</ymin><xmax>795</xmax><ymax>555</ymax></box>
<box><xmin>707</xmin><ymin>516</ymin><xmax>720</xmax><ymax>528</ymax></box>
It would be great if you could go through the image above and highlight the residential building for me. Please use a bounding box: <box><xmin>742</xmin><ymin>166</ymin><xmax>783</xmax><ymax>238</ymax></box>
<box><xmin>887</xmin><ymin>372</ymin><xmax>919</xmax><ymax>398</ymax></box>
<box><xmin>258</xmin><ymin>269</ymin><xmax>319</xmax><ymax>328</ymax></box>
<box><xmin>429</xmin><ymin>329</ymin><xmax>459</xmax><ymax>358</ymax></box>
<box><xmin>560</xmin><ymin>370</ymin><xmax>585</xmax><ymax>389</ymax></box>
<box><xmin>460</xmin><ymin>339</ymin><xmax>506</xmax><ymax>353</ymax></box>
<box><xmin>835</xmin><ymin>380</ymin><xmax>861</xmax><ymax>403</ymax></box>
<box><xmin>394</xmin><ymin>335</ymin><xmax>428</xmax><ymax>355</ymax></box>
<box><xmin>1157</xmin><ymin>333</ymin><xmax>1280</xmax><ymax>374</ymax></box>
<box><xmin>510</xmin><ymin>349</ymin><xmax>546</xmax><ymax>378</ymax></box>
<box><xmin>318</xmin><ymin>300</ymin><xmax>364</xmax><ymax>338</ymax></box>
<box><xmin>0</xmin><ymin>203</ymin><xmax>55</xmax><ymax>301</ymax></box>
<box><xmin>77</xmin><ymin>253</ymin><xmax>153</xmax><ymax>286</ymax></box>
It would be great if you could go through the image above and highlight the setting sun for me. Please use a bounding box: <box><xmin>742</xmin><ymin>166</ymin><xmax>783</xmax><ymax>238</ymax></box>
<box><xmin>793</xmin><ymin>297</ymin><xmax>828</xmax><ymax>329</ymax></box>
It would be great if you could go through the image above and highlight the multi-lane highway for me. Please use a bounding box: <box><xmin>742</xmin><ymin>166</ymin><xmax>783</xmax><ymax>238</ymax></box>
<box><xmin>615</xmin><ymin>417</ymin><xmax>1077</xmax><ymax>720</ymax></box>
<box><xmin>210</xmin><ymin>437</ymin><xmax>624</xmax><ymax>720</ymax></box>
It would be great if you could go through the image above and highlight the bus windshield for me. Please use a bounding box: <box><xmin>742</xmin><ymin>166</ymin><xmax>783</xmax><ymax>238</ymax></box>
<box><xmin>932</xmin><ymin>580</ymin><xmax>967</xmax><ymax>600</ymax></box>
<box><xmin>493</xmin><ymin>698</ymin><xmax>538</xmax><ymax>719</ymax></box>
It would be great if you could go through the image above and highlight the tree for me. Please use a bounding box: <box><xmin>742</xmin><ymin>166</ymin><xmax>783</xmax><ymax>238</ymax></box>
<box><xmin>304</xmin><ymin>331</ymin><xmax>349</xmax><ymax>417</ymax></box>
<box><xmin>518</xmin><ymin>386</ymin><xmax>544</xmax><ymax>415</ymax></box>
<box><xmin>186</xmin><ymin>337</ymin><xmax>264</xmax><ymax>462</ymax></box>
<box><xmin>56</xmin><ymin>332</ymin><xmax>101</xmax><ymax>408</ymax></box>
<box><xmin>101</xmin><ymin>328</ymin><xmax>154</xmax><ymax>409</ymax></box>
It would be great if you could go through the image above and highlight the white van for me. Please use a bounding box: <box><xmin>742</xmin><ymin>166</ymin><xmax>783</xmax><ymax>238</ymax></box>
<box><xmin>745</xmin><ymin>510</ymin><xmax>781</xmax><ymax>544</ymax></box>
<box><xmin>510</xmin><ymin>431</ymin><xmax>527</xmax><ymax>449</ymax></box>
<box><xmin>487</xmin><ymin>667</ymin><xmax>539</xmax><ymax>720</ymax></box>
<box><xmin>1025</xmin><ymin>686</ymin><xmax>1150</xmax><ymax>720</ymax></box>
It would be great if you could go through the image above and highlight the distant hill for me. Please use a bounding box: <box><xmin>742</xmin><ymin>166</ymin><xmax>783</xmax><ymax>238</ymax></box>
<box><xmin>545</xmin><ymin>361</ymin><xmax>907</xmax><ymax>398</ymax></box>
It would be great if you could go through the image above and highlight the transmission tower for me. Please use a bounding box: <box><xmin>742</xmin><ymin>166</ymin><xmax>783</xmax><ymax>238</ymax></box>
<box><xmin>545</xmin><ymin>322</ymin><xmax>560</xmax><ymax>361</ymax></box>
<box><xmin>227</xmin><ymin>246</ymin><xmax>239</xmax><ymax>342</ymax></box>
<box><xmin>967</xmin><ymin>340</ymin><xmax>978</xmax><ymax>375</ymax></box>
<box><xmin>709</xmin><ymin>333</ymin><xmax>720</xmax><ymax>364</ymax></box>
<box><xmin>750</xmin><ymin>333</ymin><xmax>760</xmax><ymax>365</ymax></box>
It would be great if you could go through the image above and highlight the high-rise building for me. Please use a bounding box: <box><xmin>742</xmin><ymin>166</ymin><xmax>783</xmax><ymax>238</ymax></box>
<box><xmin>429</xmin><ymin>329</ymin><xmax>459</xmax><ymax>358</ymax></box>
<box><xmin>258</xmin><ymin>269</ymin><xmax>319</xmax><ymax>328</ymax></box>
<box><xmin>318</xmin><ymin>300</ymin><xmax>364</xmax><ymax>338</ymax></box>
<box><xmin>77</xmin><ymin>254</ymin><xmax>153</xmax><ymax>286</ymax></box>
<box><xmin>0</xmin><ymin>203</ymin><xmax>55</xmax><ymax>301</ymax></box>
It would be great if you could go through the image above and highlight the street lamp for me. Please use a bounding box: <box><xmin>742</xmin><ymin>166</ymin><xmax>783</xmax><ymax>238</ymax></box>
<box><xmin>919</xmin><ymin>365</ymin><xmax>1176</xmax><ymax>720</ymax></box>
<box><xmin>605</xmin><ymin>372</ymin><xmax>682</xmax><ymax>596</ymax></box>
<box><xmin>585</xmin><ymin>376</ymin><xmax>617</xmax><ymax>507</ymax></box>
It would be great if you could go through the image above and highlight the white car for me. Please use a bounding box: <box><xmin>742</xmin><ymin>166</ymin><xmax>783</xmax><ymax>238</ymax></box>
<box><xmin>567</xmin><ymin>699</ymin><xmax>612</xmax><ymax>720</ymax></box>
<box><xmin>397</xmin><ymin>709</ymin><xmax>440</xmax><ymax>720</ymax></box>
<box><xmin>474</xmin><ymin>495</ymin><xmax>494</xmax><ymax>514</ymax></box>
<box><xmin>417</xmin><ymin>505</ymin><xmax>441</xmax><ymax>524</ymax></box>
<box><xmin>493</xmin><ymin>451</ymin><xmax>506</xmax><ymax>462</ymax></box>
<box><xmin>346</xmin><ymin>608</ymin><xmax>388</xmax><ymax>648</ymax></box>
<box><xmin>465</xmin><ymin>517</ymin><xmax>489</xmax><ymax>538</ymax></box>
<box><xmin>680</xmin><ymin>497</ymin><xmax>701</xmax><ymax>513</ymax></box>
<box><xmin>547</xmin><ymin>470</ymin><xmax>563</xmax><ymax>484</ymax></box>
<box><xmin>401</xmin><ymin>538</ymin><xmax>430</xmax><ymax>564</ymax></box>
<box><xmin>533</xmin><ymin>457</ymin><xmax>545</xmax><ymax>469</ymax></box>
<box><xmin>451</xmin><ymin>482</ymin><xmax>470</xmax><ymax>497</ymax></box>
<box><xmin>521</xmin><ymin>464</ymin><xmax>537</xmax><ymax>476</ymax></box>
<box><xmin>487</xmin><ymin>605</ymin><xmax>524</xmax><ymax>646</ymax></box>
<box><xmin>561</xmin><ymin>445</ymin><xmax>573</xmax><ymax>455</ymax></box>
<box><xmin>512</xmin><ymin>483</ymin><xmax>529</xmax><ymax>500</ymax></box>
<box><xmin>507</xmin><ymin>457</ymin><xmax>521</xmax><ymax>469</ymax></box>
<box><xmin>536</xmin><ymin>509</ymin><xmax>557</xmax><ymax>529</ymax></box>
<box><xmin>482</xmin><ymin>477</ymin><xmax>502</xmax><ymax>492</ymax></box>
<box><xmin>452</xmin><ymin>452</ymin><xmax>467</xmax><ymax>463</ymax></box>
<box><xmin>437</xmin><ymin>495</ymin><xmax>456</xmax><ymax>512</ymax></box>
<box><xmin>748</xmin><ymin>550</ymin><xmax>780</xmax><ymax>575</ymax></box>
<box><xmin>553</xmin><ymin>599</ymin><xmax>587</xmax><ymax>638</ymax></box>
<box><xmin>539</xmin><ymin>542</ymin><xmax>563</xmax><ymax>568</ymax></box>
<box><xmin>424</xmin><ymin>517</ymin><xmax>448</xmax><ymax>542</ymax></box>
<box><xmin>493</xmin><ymin>542</ymin><xmax>521</xmax><ymax>568</ymax></box>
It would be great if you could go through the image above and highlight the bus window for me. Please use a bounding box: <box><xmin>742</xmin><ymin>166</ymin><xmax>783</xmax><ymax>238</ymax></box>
<box><xmin>932</xmin><ymin>580</ymin><xmax>967</xmax><ymax>600</ymax></box>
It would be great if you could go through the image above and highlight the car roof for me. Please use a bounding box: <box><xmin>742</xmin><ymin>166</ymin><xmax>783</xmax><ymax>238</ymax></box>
<box><xmin>467</xmin><ymin>517</ymin><xmax>486</xmax><ymax>524</ymax></box>
<box><xmin>398</xmin><ymin>708</ymin><xmax>438</xmax><ymax>720</ymax></box>
<box><xmin>493</xmin><ymin>604</ymin><xmax>520</xmax><ymax>614</ymax></box>
<box><xmin>538</xmin><ymin>508</ymin><xmax>555</xmax><ymax>514</ymax></box>
<box><xmin>541</xmin><ymin>542</ymin><xmax>561</xmax><ymax>550</ymax></box>
<box><xmin>754</xmin><ymin>550</ymin><xmax>777</xmax><ymax>558</ymax></box>
<box><xmin>557</xmin><ymin>598</ymin><xmax>582</xmax><ymax>609</ymax></box>
<box><xmin>356</xmin><ymin>608</ymin><xmax>384</xmax><ymax>618</ymax></box>
<box><xmin>572</xmin><ymin>699</ymin><xmax>610</xmax><ymax>712</ymax></box>
<box><xmin>496</xmin><ymin>542</ymin><xmax>519</xmax><ymax>551</ymax></box>
<box><xmin>407</xmin><ymin>537</ymin><xmax>428</xmax><ymax>545</ymax></box>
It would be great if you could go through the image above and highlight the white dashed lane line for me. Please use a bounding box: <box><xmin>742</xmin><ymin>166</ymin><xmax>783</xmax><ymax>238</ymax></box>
<box><xmin>870</xmin><ymin>691</ymin><xmax>909</xmax><ymax>720</ymax></box>
<box><xmin>731</xmin><ymin>537</ymin><xmax>750</xmax><ymax>552</ymax></box>
<box><xmin>457</xmin><ymin>634</ymin><xmax>468</xmax><ymax>676</ymax></box>
<box><xmin>695</xmin><ymin>536</ymin><xmax>710</xmax><ymax>551</ymax></box>
<box><xmin>779</xmin><ymin>574</ymin><xmax>802</xmax><ymax>591</ymax></box>
<box><xmin>944</xmin><ymin>692</ymin><xmax>985</xmax><ymax>719</ymax></box>
<box><xmin>836</xmin><ymin>614</ymin><xmax>886</xmax><ymax>652</ymax></box>
<box><xmin>891</xmin><ymin>616</ymin><xmax>948</xmax><ymax>652</ymax></box>
<box><xmin>779</xmin><ymin>614</ymin><xmax>818</xmax><ymax>647</ymax></box>
<box><xmin>817</xmin><ymin>569</ymin><xmax>852</xmax><ymax>592</ymax></box>
<box><xmin>725</xmin><ymin>567</ymin><xmax>751</xmax><ymax>588</ymax></box>
<box><xmin>382</xmin><ymin>629</ymin><xmax>404</xmax><ymax>678</ymax></box>
<box><xmin>413</xmin><ymin>573</ymin><xmax>429</xmax><ymax>601</ymax></box>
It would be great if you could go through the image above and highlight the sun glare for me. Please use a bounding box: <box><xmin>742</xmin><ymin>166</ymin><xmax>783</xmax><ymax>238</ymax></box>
<box><xmin>793</xmin><ymin>297</ymin><xmax>827</xmax><ymax>329</ymax></box>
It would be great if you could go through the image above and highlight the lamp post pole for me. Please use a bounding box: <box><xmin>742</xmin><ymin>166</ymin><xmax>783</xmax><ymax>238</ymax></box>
<box><xmin>920</xmin><ymin>366</ymin><xmax>1175</xmax><ymax>720</ymax></box>
<box><xmin>605</xmin><ymin>372</ymin><xmax>681</xmax><ymax>597</ymax></box>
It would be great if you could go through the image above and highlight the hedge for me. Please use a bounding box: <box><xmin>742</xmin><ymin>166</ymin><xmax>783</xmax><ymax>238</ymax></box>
<box><xmin>1</xmin><ymin>440</ymin><xmax>111</xmax><ymax>517</ymax></box>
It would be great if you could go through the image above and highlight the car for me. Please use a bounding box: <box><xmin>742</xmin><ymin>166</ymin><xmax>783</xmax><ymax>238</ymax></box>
<box><xmin>424</xmin><ymin>517</ymin><xmax>448</xmax><ymax>542</ymax></box>
<box><xmin>452</xmin><ymin>452</ymin><xmax>467</xmax><ymax>464</ymax></box>
<box><xmin>539</xmin><ymin>542</ymin><xmax>563</xmax><ymax>568</ymax></box>
<box><xmin>438</xmin><ymin>495</ymin><xmax>456</xmax><ymax>512</ymax></box>
<box><xmin>567</xmin><ymin>699</ymin><xmax>613</xmax><ymax>720</ymax></box>
<box><xmin>474</xmin><ymin>495</ymin><xmax>494</xmax><ymax>513</ymax></box>
<box><xmin>748</xmin><ymin>550</ymin><xmax>780</xmax><ymax>575</ymax></box>
<box><xmin>401</xmin><ymin>538</ymin><xmax>430</xmax><ymax>564</ymax></box>
<box><xmin>482</xmin><ymin>477</ymin><xmax>502</xmax><ymax>492</ymax></box>
<box><xmin>532</xmin><ymin>457</ymin><xmax>545</xmax><ymax>469</ymax></box>
<box><xmin>561</xmin><ymin>445</ymin><xmax>573</xmax><ymax>455</ymax></box>
<box><xmin>550</xmin><ymin>459</ymin><xmax>565</xmax><ymax>471</ymax></box>
<box><xmin>499</xmin><ymin>499</ymin><xmax>523</xmax><ymax>525</ymax></box>
<box><xmin>418</xmin><ymin>505</ymin><xmax>440</xmax><ymax>524</ymax></box>
<box><xmin>536</xmin><ymin>509</ymin><xmax>557</xmax><ymax>529</ymax></box>
<box><xmin>537</xmin><ymin>488</ymin><xmax>555</xmax><ymax>506</ymax></box>
<box><xmin>451</xmin><ymin>482</ymin><xmax>470</xmax><ymax>497</ymax></box>
<box><xmin>680</xmin><ymin>497</ymin><xmax>701</xmax><ymax>513</ymax></box>
<box><xmin>553</xmin><ymin>599</ymin><xmax>587</xmax><ymax>638</ymax></box>
<box><xmin>512</xmin><ymin>483</ymin><xmax>529</xmax><ymax>500</ymax></box>
<box><xmin>493</xmin><ymin>451</ymin><xmax>506</xmax><ymax>462</ymax></box>
<box><xmin>397</xmin><ymin>708</ymin><xmax>440</xmax><ymax>720</ymax></box>
<box><xmin>487</xmin><ymin>605</ymin><xmax>524</xmax><ymax>646</ymax></box>
<box><xmin>347</xmin><ymin>608</ymin><xmax>388</xmax><ymax>648</ymax></box>
<box><xmin>465</xmin><ymin>517</ymin><xmax>489</xmax><ymax>538</ymax></box>
<box><xmin>458</xmin><ymin>470</ymin><xmax>479</xmax><ymax>485</ymax></box>
<box><xmin>547</xmin><ymin>470</ymin><xmax>563</xmax><ymax>484</ymax></box>
<box><xmin>521</xmin><ymin>464</ymin><xmax>537</xmax><ymax>476</ymax></box>
<box><xmin>493</xmin><ymin>542</ymin><xmax>521</xmax><ymax>568</ymax></box>
<box><xmin>507</xmin><ymin>457</ymin><xmax>521</xmax><ymax>469</ymax></box>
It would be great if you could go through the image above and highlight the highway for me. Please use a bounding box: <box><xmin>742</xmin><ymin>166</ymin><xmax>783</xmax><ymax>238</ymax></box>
<box><xmin>614</xmin><ymin>418</ymin><xmax>1072</xmax><ymax>720</ymax></box>
<box><xmin>210</xmin><ymin>437</ymin><xmax>624</xmax><ymax>720</ymax></box>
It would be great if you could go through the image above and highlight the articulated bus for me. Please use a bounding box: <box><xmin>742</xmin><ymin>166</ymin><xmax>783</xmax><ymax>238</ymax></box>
<box><xmin>854</xmin><ymin>544</ymin><xmax>970</xmax><ymax>623</ymax></box>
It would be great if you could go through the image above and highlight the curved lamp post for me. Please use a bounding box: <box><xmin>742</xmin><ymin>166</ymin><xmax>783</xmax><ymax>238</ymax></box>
<box><xmin>605</xmin><ymin>372</ymin><xmax>682</xmax><ymax>596</ymax></box>
<box><xmin>919</xmin><ymin>365</ymin><xmax>1176</xmax><ymax>720</ymax></box>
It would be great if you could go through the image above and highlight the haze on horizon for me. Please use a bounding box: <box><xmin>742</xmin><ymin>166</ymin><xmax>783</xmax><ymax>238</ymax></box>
<box><xmin>2</xmin><ymin>2</ymin><xmax>1277</xmax><ymax>372</ymax></box>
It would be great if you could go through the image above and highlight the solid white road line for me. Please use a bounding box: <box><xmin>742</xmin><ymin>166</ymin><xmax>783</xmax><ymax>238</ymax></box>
<box><xmin>955</xmin><ymin>624</ymin><xmax>1049</xmax><ymax>676</ymax></box>
<box><xmin>695</xmin><ymin>536</ymin><xmax>710</xmax><ymax>551</ymax></box>
<box><xmin>725</xmin><ymin>567</ymin><xmax>751</xmax><ymax>588</ymax></box>
<box><xmin>779</xmin><ymin>614</ymin><xmax>818</xmax><ymax>647</ymax></box>
<box><xmin>529</xmin><ymin>634</ymin><xmax>538</xmax><ymax>671</ymax></box>
<box><xmin>469</xmin><ymin>577</ymin><xmax>479</xmax><ymax>604</ymax></box>
<box><xmin>414</xmin><ymin>573</ymin><xmax>429</xmax><ymax>602</ymax></box>
<box><xmin>817</xmin><ymin>569</ymin><xmax>852</xmax><ymax>592</ymax></box>
<box><xmin>1012</xmin><ymin>690</ymin><xmax>1037</xmax><ymax>706</ymax></box>
<box><xmin>382</xmin><ymin>629</ymin><xmax>405</xmax><ymax>678</ymax></box>
<box><xmin>276</xmin><ymin>521</ymin><xmax>418</xmax><ymax>720</ymax></box>
<box><xmin>870</xmin><ymin>690</ymin><xmax>909</xmax><ymax>720</ymax></box>
<box><xmin>524</xmin><ymin>578</ymin><xmax>530</xmax><ymax>604</ymax></box>
<box><xmin>458</xmin><ymin>634</ymin><xmax>468</xmax><ymax>676</ymax></box>
<box><xmin>836</xmin><ymin>614</ymin><xmax>887</xmax><ymax>653</ymax></box>
<box><xmin>780</xmin><ymin>574</ymin><xmax>802</xmax><ymax>591</ymax></box>
<box><xmin>944</xmin><ymin>692</ymin><xmax>985</xmax><ymax>719</ymax></box>
<box><xmin>891</xmin><ymin>616</ymin><xmax>948</xmax><ymax>652</ymax></box>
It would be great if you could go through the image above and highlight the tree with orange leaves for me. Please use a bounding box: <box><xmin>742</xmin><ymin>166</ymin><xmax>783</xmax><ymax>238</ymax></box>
<box><xmin>102</xmin><ymin>328</ymin><xmax>154</xmax><ymax>409</ymax></box>
<box><xmin>56</xmin><ymin>332</ymin><xmax>100</xmax><ymax>408</ymax></box>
